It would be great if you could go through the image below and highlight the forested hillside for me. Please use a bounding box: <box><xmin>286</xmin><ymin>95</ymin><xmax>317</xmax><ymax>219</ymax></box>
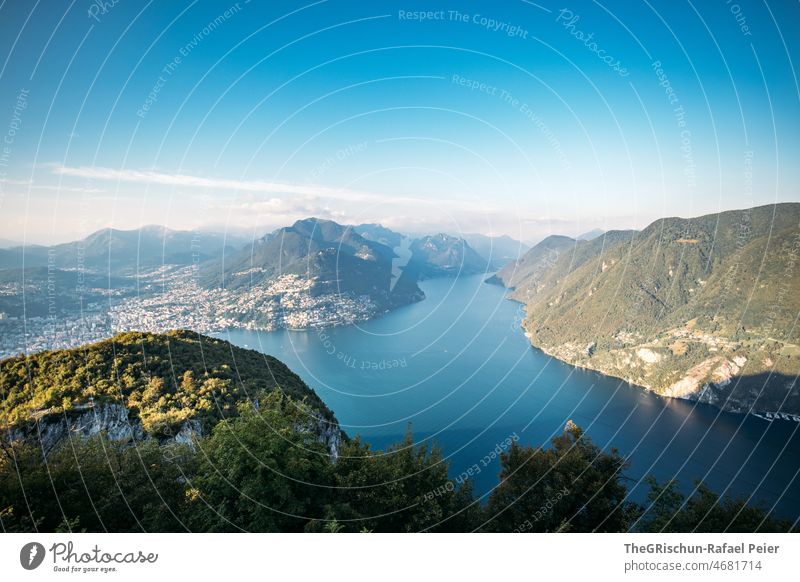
<box><xmin>495</xmin><ymin>204</ymin><xmax>800</xmax><ymax>415</ymax></box>
<box><xmin>0</xmin><ymin>330</ymin><xmax>340</xmax><ymax>443</ymax></box>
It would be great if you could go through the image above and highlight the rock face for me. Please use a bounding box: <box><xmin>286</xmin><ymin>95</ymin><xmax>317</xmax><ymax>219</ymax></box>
<box><xmin>10</xmin><ymin>401</ymin><xmax>344</xmax><ymax>458</ymax></box>
<box><xmin>536</xmin><ymin>338</ymin><xmax>800</xmax><ymax>417</ymax></box>
<box><xmin>307</xmin><ymin>416</ymin><xmax>344</xmax><ymax>460</ymax></box>
<box><xmin>10</xmin><ymin>403</ymin><xmax>144</xmax><ymax>452</ymax></box>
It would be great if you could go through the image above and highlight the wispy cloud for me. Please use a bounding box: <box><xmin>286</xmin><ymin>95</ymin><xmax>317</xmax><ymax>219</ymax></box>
<box><xmin>48</xmin><ymin>163</ymin><xmax>502</xmax><ymax>212</ymax></box>
<box><xmin>1</xmin><ymin>177</ymin><xmax>104</xmax><ymax>194</ymax></box>
<box><xmin>43</xmin><ymin>164</ymin><xmax>610</xmax><ymax>240</ymax></box>
<box><xmin>51</xmin><ymin>164</ymin><xmax>348</xmax><ymax>197</ymax></box>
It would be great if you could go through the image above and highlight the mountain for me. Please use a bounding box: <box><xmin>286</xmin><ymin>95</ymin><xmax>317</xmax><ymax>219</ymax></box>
<box><xmin>0</xmin><ymin>238</ymin><xmax>21</xmax><ymax>249</ymax></box>
<box><xmin>495</xmin><ymin>203</ymin><xmax>800</xmax><ymax>416</ymax></box>
<box><xmin>487</xmin><ymin>234</ymin><xmax>576</xmax><ymax>289</ymax></box>
<box><xmin>576</xmin><ymin>228</ymin><xmax>605</xmax><ymax>241</ymax></box>
<box><xmin>201</xmin><ymin>218</ymin><xmax>423</xmax><ymax>307</ymax></box>
<box><xmin>408</xmin><ymin>234</ymin><xmax>488</xmax><ymax>278</ymax></box>
<box><xmin>460</xmin><ymin>233</ymin><xmax>529</xmax><ymax>269</ymax></box>
<box><xmin>0</xmin><ymin>226</ymin><xmax>245</xmax><ymax>273</ymax></box>
<box><xmin>354</xmin><ymin>223</ymin><xmax>404</xmax><ymax>248</ymax></box>
<box><xmin>0</xmin><ymin>330</ymin><xmax>343</xmax><ymax>455</ymax></box>
<box><xmin>488</xmin><ymin>230</ymin><xmax>638</xmax><ymax>293</ymax></box>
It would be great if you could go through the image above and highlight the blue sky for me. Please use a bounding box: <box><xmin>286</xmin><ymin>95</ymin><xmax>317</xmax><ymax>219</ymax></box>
<box><xmin>0</xmin><ymin>0</ymin><xmax>798</xmax><ymax>243</ymax></box>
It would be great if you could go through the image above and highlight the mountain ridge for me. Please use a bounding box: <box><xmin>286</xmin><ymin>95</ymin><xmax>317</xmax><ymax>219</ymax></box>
<box><xmin>408</xmin><ymin>233</ymin><xmax>488</xmax><ymax>278</ymax></box>
<box><xmin>492</xmin><ymin>203</ymin><xmax>800</xmax><ymax>416</ymax></box>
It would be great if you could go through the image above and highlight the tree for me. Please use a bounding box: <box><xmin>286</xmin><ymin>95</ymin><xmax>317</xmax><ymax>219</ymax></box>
<box><xmin>0</xmin><ymin>436</ymin><xmax>193</xmax><ymax>532</ymax></box>
<box><xmin>315</xmin><ymin>426</ymin><xmax>481</xmax><ymax>532</ymax></box>
<box><xmin>484</xmin><ymin>423</ymin><xmax>637</xmax><ymax>532</ymax></box>
<box><xmin>186</xmin><ymin>393</ymin><xmax>332</xmax><ymax>532</ymax></box>
<box><xmin>638</xmin><ymin>477</ymin><xmax>794</xmax><ymax>532</ymax></box>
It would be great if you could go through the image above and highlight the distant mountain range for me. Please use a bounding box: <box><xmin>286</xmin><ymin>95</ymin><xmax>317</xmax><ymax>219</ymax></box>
<box><xmin>353</xmin><ymin>223</ymin><xmax>404</xmax><ymax>248</ymax></box>
<box><xmin>0</xmin><ymin>226</ymin><xmax>251</xmax><ymax>272</ymax></box>
<box><xmin>460</xmin><ymin>233</ymin><xmax>529</xmax><ymax>269</ymax></box>
<box><xmin>197</xmin><ymin>220</ymin><xmax>513</xmax><ymax>314</ymax></box>
<box><xmin>0</xmin><ymin>219</ymin><xmax>524</xmax><ymax>350</ymax></box>
<box><xmin>200</xmin><ymin>218</ymin><xmax>423</xmax><ymax>310</ymax></box>
<box><xmin>0</xmin><ymin>238</ymin><xmax>21</xmax><ymax>249</ymax></box>
<box><xmin>199</xmin><ymin>220</ymin><xmax>523</xmax><ymax>311</ymax></box>
<box><xmin>576</xmin><ymin>228</ymin><xmax>605</xmax><ymax>241</ymax></box>
<box><xmin>487</xmin><ymin>230</ymin><xmax>638</xmax><ymax>293</ymax></box>
<box><xmin>491</xmin><ymin>203</ymin><xmax>800</xmax><ymax>416</ymax></box>
<box><xmin>0</xmin><ymin>222</ymin><xmax>525</xmax><ymax>279</ymax></box>
<box><xmin>408</xmin><ymin>233</ymin><xmax>488</xmax><ymax>278</ymax></box>
<box><xmin>2</xmin><ymin>207</ymin><xmax>798</xmax><ymax>418</ymax></box>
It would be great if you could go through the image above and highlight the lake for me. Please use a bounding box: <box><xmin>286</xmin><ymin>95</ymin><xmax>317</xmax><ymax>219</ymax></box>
<box><xmin>216</xmin><ymin>274</ymin><xmax>800</xmax><ymax>519</ymax></box>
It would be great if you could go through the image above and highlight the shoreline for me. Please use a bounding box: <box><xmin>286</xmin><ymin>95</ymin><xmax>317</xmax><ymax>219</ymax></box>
<box><xmin>497</xmin><ymin>284</ymin><xmax>800</xmax><ymax>423</ymax></box>
<box><xmin>520</xmin><ymin>324</ymin><xmax>800</xmax><ymax>424</ymax></box>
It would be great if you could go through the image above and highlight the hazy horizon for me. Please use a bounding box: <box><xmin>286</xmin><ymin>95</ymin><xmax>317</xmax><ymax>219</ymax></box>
<box><xmin>4</xmin><ymin>200</ymin><xmax>799</xmax><ymax>247</ymax></box>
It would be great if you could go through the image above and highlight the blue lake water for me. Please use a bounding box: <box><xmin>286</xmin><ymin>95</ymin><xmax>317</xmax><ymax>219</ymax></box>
<box><xmin>216</xmin><ymin>274</ymin><xmax>800</xmax><ymax>519</ymax></box>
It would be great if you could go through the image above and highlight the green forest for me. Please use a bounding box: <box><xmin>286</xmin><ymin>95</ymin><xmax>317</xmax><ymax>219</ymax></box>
<box><xmin>0</xmin><ymin>331</ymin><xmax>794</xmax><ymax>533</ymax></box>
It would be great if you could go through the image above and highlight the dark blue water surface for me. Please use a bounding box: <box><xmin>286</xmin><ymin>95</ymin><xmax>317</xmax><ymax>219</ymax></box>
<box><xmin>217</xmin><ymin>274</ymin><xmax>800</xmax><ymax>519</ymax></box>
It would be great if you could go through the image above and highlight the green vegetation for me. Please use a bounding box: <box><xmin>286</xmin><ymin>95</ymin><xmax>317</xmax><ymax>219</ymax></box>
<box><xmin>1</xmin><ymin>413</ymin><xmax>791</xmax><ymax>533</ymax></box>
<box><xmin>0</xmin><ymin>330</ymin><xmax>335</xmax><ymax>435</ymax></box>
<box><xmin>637</xmin><ymin>476</ymin><xmax>794</xmax><ymax>533</ymax></box>
<box><xmin>496</xmin><ymin>204</ymin><xmax>800</xmax><ymax>415</ymax></box>
<box><xmin>314</xmin><ymin>430</ymin><xmax>481</xmax><ymax>533</ymax></box>
<box><xmin>185</xmin><ymin>393</ymin><xmax>334</xmax><ymax>532</ymax></box>
<box><xmin>485</xmin><ymin>423</ymin><xmax>635</xmax><ymax>532</ymax></box>
<box><xmin>0</xmin><ymin>331</ymin><xmax>792</xmax><ymax>532</ymax></box>
<box><xmin>0</xmin><ymin>437</ymin><xmax>194</xmax><ymax>532</ymax></box>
